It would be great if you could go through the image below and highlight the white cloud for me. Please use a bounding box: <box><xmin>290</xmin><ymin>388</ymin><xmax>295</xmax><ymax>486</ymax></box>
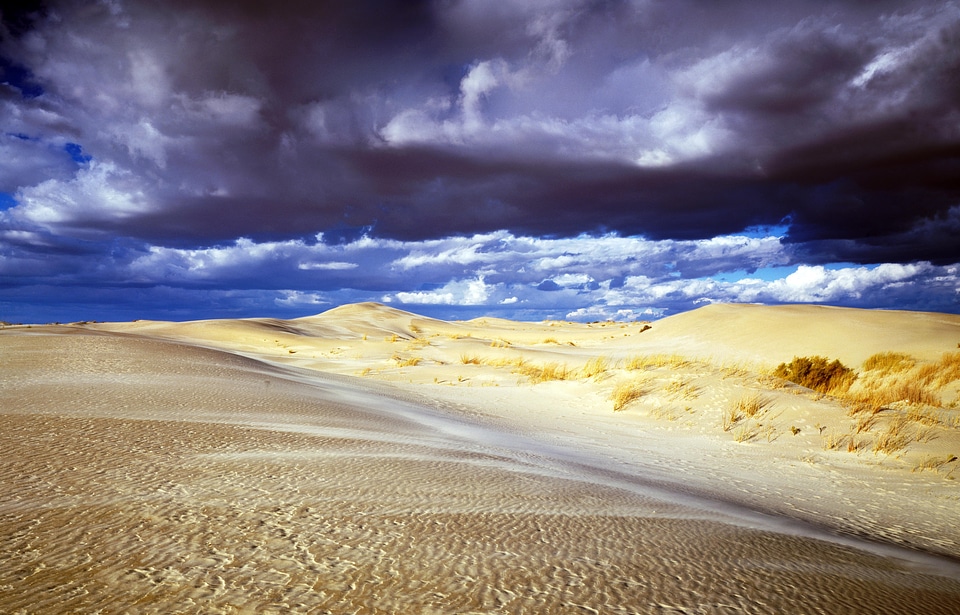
<box><xmin>13</xmin><ymin>161</ymin><xmax>152</xmax><ymax>226</ymax></box>
<box><xmin>298</xmin><ymin>261</ymin><xmax>358</xmax><ymax>271</ymax></box>
<box><xmin>391</xmin><ymin>276</ymin><xmax>494</xmax><ymax>306</ymax></box>
<box><xmin>763</xmin><ymin>263</ymin><xmax>926</xmax><ymax>303</ymax></box>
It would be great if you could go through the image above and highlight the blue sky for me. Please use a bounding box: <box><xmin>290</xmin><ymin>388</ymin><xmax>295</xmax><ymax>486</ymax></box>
<box><xmin>1</xmin><ymin>1</ymin><xmax>959</xmax><ymax>323</ymax></box>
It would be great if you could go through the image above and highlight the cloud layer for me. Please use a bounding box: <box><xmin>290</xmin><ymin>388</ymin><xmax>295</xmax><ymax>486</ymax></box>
<box><xmin>1</xmin><ymin>1</ymin><xmax>958</xmax><ymax>321</ymax></box>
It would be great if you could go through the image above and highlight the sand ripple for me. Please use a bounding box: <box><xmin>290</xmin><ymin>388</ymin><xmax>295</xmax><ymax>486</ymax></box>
<box><xmin>2</xmin><ymin>333</ymin><xmax>959</xmax><ymax>613</ymax></box>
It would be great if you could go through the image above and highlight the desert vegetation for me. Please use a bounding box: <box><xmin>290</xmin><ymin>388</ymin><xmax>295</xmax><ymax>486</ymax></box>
<box><xmin>611</xmin><ymin>380</ymin><xmax>649</xmax><ymax>411</ymax></box>
<box><xmin>334</xmin><ymin>310</ymin><xmax>958</xmax><ymax>476</ymax></box>
<box><xmin>763</xmin><ymin>352</ymin><xmax>960</xmax><ymax>462</ymax></box>
<box><xmin>772</xmin><ymin>356</ymin><xmax>856</xmax><ymax>395</ymax></box>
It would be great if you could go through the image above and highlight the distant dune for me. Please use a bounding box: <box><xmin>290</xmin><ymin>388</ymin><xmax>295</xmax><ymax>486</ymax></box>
<box><xmin>3</xmin><ymin>303</ymin><xmax>960</xmax><ymax>613</ymax></box>
<box><xmin>638</xmin><ymin>303</ymin><xmax>960</xmax><ymax>365</ymax></box>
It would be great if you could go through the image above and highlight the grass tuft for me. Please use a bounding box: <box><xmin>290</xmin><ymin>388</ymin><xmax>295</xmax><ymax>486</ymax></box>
<box><xmin>736</xmin><ymin>393</ymin><xmax>771</xmax><ymax>418</ymax></box>
<box><xmin>872</xmin><ymin>416</ymin><xmax>912</xmax><ymax>456</ymax></box>
<box><xmin>625</xmin><ymin>354</ymin><xmax>689</xmax><ymax>371</ymax></box>
<box><xmin>515</xmin><ymin>361</ymin><xmax>573</xmax><ymax>384</ymax></box>
<box><xmin>773</xmin><ymin>356</ymin><xmax>856</xmax><ymax>395</ymax></box>
<box><xmin>580</xmin><ymin>356</ymin><xmax>610</xmax><ymax>379</ymax></box>
<box><xmin>611</xmin><ymin>381</ymin><xmax>648</xmax><ymax>411</ymax></box>
<box><xmin>862</xmin><ymin>352</ymin><xmax>916</xmax><ymax>375</ymax></box>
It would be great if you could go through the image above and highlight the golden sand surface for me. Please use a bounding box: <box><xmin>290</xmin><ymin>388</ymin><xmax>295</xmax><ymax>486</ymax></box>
<box><xmin>3</xmin><ymin>304</ymin><xmax>960</xmax><ymax>613</ymax></box>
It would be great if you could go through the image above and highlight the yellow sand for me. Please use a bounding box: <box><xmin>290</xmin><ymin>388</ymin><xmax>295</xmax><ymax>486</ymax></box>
<box><xmin>2</xmin><ymin>302</ymin><xmax>960</xmax><ymax>613</ymax></box>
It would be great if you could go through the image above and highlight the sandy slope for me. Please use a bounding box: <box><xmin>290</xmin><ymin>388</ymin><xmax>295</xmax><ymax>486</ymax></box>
<box><xmin>3</xmin><ymin>303</ymin><xmax>960</xmax><ymax>613</ymax></box>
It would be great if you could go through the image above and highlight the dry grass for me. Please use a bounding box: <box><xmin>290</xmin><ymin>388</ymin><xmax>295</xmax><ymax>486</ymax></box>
<box><xmin>905</xmin><ymin>405</ymin><xmax>942</xmax><ymax>427</ymax></box>
<box><xmin>722</xmin><ymin>406</ymin><xmax>744</xmax><ymax>432</ymax></box>
<box><xmin>516</xmin><ymin>361</ymin><xmax>574</xmax><ymax>384</ymax></box>
<box><xmin>663</xmin><ymin>377</ymin><xmax>701</xmax><ymax>400</ymax></box>
<box><xmin>392</xmin><ymin>355</ymin><xmax>421</xmax><ymax>367</ymax></box>
<box><xmin>735</xmin><ymin>393</ymin><xmax>771</xmax><ymax>418</ymax></box>
<box><xmin>459</xmin><ymin>354</ymin><xmax>482</xmax><ymax>365</ymax></box>
<box><xmin>649</xmin><ymin>405</ymin><xmax>681</xmax><ymax>421</ymax></box>
<box><xmin>854</xmin><ymin>413</ymin><xmax>880</xmax><ymax>434</ymax></box>
<box><xmin>625</xmin><ymin>354</ymin><xmax>689</xmax><ymax>371</ymax></box>
<box><xmin>863</xmin><ymin>351</ymin><xmax>916</xmax><ymax>374</ymax></box>
<box><xmin>913</xmin><ymin>454</ymin><xmax>958</xmax><ymax>477</ymax></box>
<box><xmin>773</xmin><ymin>356</ymin><xmax>856</xmax><ymax>395</ymax></box>
<box><xmin>872</xmin><ymin>416</ymin><xmax>913</xmax><ymax>456</ymax></box>
<box><xmin>918</xmin><ymin>352</ymin><xmax>960</xmax><ymax>388</ymax></box>
<box><xmin>822</xmin><ymin>430</ymin><xmax>851</xmax><ymax>451</ymax></box>
<box><xmin>611</xmin><ymin>380</ymin><xmax>648</xmax><ymax>411</ymax></box>
<box><xmin>733</xmin><ymin>421</ymin><xmax>771</xmax><ymax>443</ymax></box>
<box><xmin>844</xmin><ymin>376</ymin><xmax>939</xmax><ymax>413</ymax></box>
<box><xmin>580</xmin><ymin>356</ymin><xmax>610</xmax><ymax>379</ymax></box>
<box><xmin>489</xmin><ymin>338</ymin><xmax>512</xmax><ymax>348</ymax></box>
<box><xmin>406</xmin><ymin>337</ymin><xmax>432</xmax><ymax>349</ymax></box>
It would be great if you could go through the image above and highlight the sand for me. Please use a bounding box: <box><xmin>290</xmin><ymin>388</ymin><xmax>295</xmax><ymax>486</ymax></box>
<box><xmin>2</xmin><ymin>303</ymin><xmax>960</xmax><ymax>613</ymax></box>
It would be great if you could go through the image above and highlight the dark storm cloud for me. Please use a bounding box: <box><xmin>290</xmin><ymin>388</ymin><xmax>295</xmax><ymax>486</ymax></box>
<box><xmin>2</xmin><ymin>0</ymin><xmax>957</xmax><ymax>261</ymax></box>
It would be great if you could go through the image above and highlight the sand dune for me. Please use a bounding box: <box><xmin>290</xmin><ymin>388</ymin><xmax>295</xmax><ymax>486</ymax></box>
<box><xmin>3</xmin><ymin>303</ymin><xmax>960</xmax><ymax>613</ymax></box>
<box><xmin>636</xmin><ymin>303</ymin><xmax>960</xmax><ymax>366</ymax></box>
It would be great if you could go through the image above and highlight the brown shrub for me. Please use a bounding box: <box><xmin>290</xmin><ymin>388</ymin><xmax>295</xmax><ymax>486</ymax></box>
<box><xmin>773</xmin><ymin>356</ymin><xmax>856</xmax><ymax>395</ymax></box>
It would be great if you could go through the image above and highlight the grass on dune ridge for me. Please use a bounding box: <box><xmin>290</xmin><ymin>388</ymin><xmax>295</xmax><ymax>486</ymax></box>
<box><xmin>358</xmin><ymin>322</ymin><xmax>960</xmax><ymax>475</ymax></box>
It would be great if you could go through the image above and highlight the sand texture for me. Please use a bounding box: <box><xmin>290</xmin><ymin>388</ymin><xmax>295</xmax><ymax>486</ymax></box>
<box><xmin>3</xmin><ymin>303</ymin><xmax>960</xmax><ymax>613</ymax></box>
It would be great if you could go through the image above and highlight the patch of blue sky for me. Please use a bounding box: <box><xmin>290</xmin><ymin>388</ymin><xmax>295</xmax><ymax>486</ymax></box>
<box><xmin>0</xmin><ymin>192</ymin><xmax>17</xmax><ymax>211</ymax></box>
<box><xmin>738</xmin><ymin>223</ymin><xmax>790</xmax><ymax>238</ymax></box>
<box><xmin>64</xmin><ymin>142</ymin><xmax>92</xmax><ymax>164</ymax></box>
<box><xmin>710</xmin><ymin>265</ymin><xmax>796</xmax><ymax>283</ymax></box>
<box><xmin>0</xmin><ymin>57</ymin><xmax>43</xmax><ymax>98</ymax></box>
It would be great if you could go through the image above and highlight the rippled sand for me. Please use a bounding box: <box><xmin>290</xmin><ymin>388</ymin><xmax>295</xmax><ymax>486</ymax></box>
<box><xmin>2</xmin><ymin>331</ymin><xmax>959</xmax><ymax>614</ymax></box>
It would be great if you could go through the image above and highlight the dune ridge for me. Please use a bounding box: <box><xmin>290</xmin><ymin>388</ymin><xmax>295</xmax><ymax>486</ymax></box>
<box><xmin>3</xmin><ymin>303</ymin><xmax>960</xmax><ymax>613</ymax></box>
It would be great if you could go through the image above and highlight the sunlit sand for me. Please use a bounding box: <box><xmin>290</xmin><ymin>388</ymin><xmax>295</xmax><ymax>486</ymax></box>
<box><xmin>2</xmin><ymin>302</ymin><xmax>960</xmax><ymax>613</ymax></box>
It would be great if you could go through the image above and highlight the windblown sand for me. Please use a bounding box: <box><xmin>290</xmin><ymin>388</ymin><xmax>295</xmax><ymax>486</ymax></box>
<box><xmin>3</xmin><ymin>303</ymin><xmax>960</xmax><ymax>613</ymax></box>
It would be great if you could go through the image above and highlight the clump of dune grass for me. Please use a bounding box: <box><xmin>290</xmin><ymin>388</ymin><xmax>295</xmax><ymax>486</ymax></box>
<box><xmin>736</xmin><ymin>393</ymin><xmax>771</xmax><ymax>418</ymax></box>
<box><xmin>843</xmin><ymin>375</ymin><xmax>940</xmax><ymax>415</ymax></box>
<box><xmin>733</xmin><ymin>421</ymin><xmax>764</xmax><ymax>443</ymax></box>
<box><xmin>918</xmin><ymin>351</ymin><xmax>960</xmax><ymax>388</ymax></box>
<box><xmin>625</xmin><ymin>354</ymin><xmax>689</xmax><ymax>371</ymax></box>
<box><xmin>392</xmin><ymin>355</ymin><xmax>421</xmax><ymax>367</ymax></box>
<box><xmin>854</xmin><ymin>412</ymin><xmax>880</xmax><ymax>434</ymax></box>
<box><xmin>821</xmin><ymin>430</ymin><xmax>850</xmax><ymax>451</ymax></box>
<box><xmin>580</xmin><ymin>356</ymin><xmax>609</xmax><ymax>379</ymax></box>
<box><xmin>407</xmin><ymin>337</ymin><xmax>432</xmax><ymax>349</ymax></box>
<box><xmin>664</xmin><ymin>377</ymin><xmax>701</xmax><ymax>400</ymax></box>
<box><xmin>722</xmin><ymin>406</ymin><xmax>744</xmax><ymax>432</ymax></box>
<box><xmin>723</xmin><ymin>393</ymin><xmax>775</xmax><ymax>437</ymax></box>
<box><xmin>612</xmin><ymin>380</ymin><xmax>648</xmax><ymax>411</ymax></box>
<box><xmin>515</xmin><ymin>361</ymin><xmax>574</xmax><ymax>384</ymax></box>
<box><xmin>913</xmin><ymin>454</ymin><xmax>958</xmax><ymax>477</ymax></box>
<box><xmin>459</xmin><ymin>354</ymin><xmax>482</xmax><ymax>365</ymax></box>
<box><xmin>872</xmin><ymin>415</ymin><xmax>913</xmax><ymax>456</ymax></box>
<box><xmin>489</xmin><ymin>338</ymin><xmax>511</xmax><ymax>348</ymax></box>
<box><xmin>773</xmin><ymin>356</ymin><xmax>856</xmax><ymax>395</ymax></box>
<box><xmin>862</xmin><ymin>351</ymin><xmax>916</xmax><ymax>375</ymax></box>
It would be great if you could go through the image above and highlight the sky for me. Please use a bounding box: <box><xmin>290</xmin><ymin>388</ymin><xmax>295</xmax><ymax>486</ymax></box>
<box><xmin>1</xmin><ymin>0</ymin><xmax>959</xmax><ymax>323</ymax></box>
